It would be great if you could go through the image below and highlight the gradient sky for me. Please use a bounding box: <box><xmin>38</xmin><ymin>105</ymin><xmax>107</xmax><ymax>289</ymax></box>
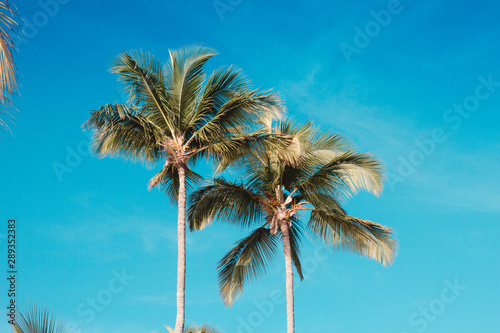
<box><xmin>1</xmin><ymin>0</ymin><xmax>499</xmax><ymax>332</ymax></box>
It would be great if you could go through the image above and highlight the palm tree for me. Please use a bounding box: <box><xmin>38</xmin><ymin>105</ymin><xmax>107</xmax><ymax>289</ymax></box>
<box><xmin>13</xmin><ymin>304</ymin><xmax>72</xmax><ymax>333</ymax></box>
<box><xmin>188</xmin><ymin>119</ymin><xmax>398</xmax><ymax>333</ymax></box>
<box><xmin>83</xmin><ymin>45</ymin><xmax>280</xmax><ymax>333</ymax></box>
<box><xmin>0</xmin><ymin>1</ymin><xmax>20</xmax><ymax>134</ymax></box>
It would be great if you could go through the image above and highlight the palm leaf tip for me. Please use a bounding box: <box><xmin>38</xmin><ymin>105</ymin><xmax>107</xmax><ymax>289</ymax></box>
<box><xmin>357</xmin><ymin>219</ymin><xmax>398</xmax><ymax>266</ymax></box>
<box><xmin>217</xmin><ymin>226</ymin><xmax>279</xmax><ymax>306</ymax></box>
<box><xmin>0</xmin><ymin>0</ymin><xmax>20</xmax><ymax>134</ymax></box>
<box><xmin>308</xmin><ymin>209</ymin><xmax>398</xmax><ymax>266</ymax></box>
<box><xmin>82</xmin><ymin>103</ymin><xmax>162</xmax><ymax>163</ymax></box>
<box><xmin>345</xmin><ymin>218</ymin><xmax>398</xmax><ymax>266</ymax></box>
<box><xmin>288</xmin><ymin>219</ymin><xmax>304</xmax><ymax>279</ymax></box>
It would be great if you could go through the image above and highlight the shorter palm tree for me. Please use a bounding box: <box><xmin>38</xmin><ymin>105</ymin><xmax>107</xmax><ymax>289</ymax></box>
<box><xmin>188</xmin><ymin>119</ymin><xmax>398</xmax><ymax>333</ymax></box>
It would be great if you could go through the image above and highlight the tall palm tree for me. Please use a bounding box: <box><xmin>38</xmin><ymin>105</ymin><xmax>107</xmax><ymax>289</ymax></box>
<box><xmin>0</xmin><ymin>1</ymin><xmax>20</xmax><ymax>134</ymax></box>
<box><xmin>83</xmin><ymin>46</ymin><xmax>280</xmax><ymax>333</ymax></box>
<box><xmin>188</xmin><ymin>119</ymin><xmax>398</xmax><ymax>333</ymax></box>
<box><xmin>13</xmin><ymin>304</ymin><xmax>72</xmax><ymax>333</ymax></box>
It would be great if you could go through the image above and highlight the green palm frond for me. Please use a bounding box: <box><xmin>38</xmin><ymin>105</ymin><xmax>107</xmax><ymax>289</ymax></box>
<box><xmin>83</xmin><ymin>103</ymin><xmax>163</xmax><ymax>163</ymax></box>
<box><xmin>188</xmin><ymin>178</ymin><xmax>263</xmax><ymax>231</ymax></box>
<box><xmin>167</xmin><ymin>45</ymin><xmax>217</xmax><ymax>131</ymax></box>
<box><xmin>201</xmin><ymin>130</ymin><xmax>269</xmax><ymax>166</ymax></box>
<box><xmin>111</xmin><ymin>50</ymin><xmax>176</xmax><ymax>136</ymax></box>
<box><xmin>322</xmin><ymin>150</ymin><xmax>384</xmax><ymax>197</ymax></box>
<box><xmin>0</xmin><ymin>0</ymin><xmax>20</xmax><ymax>134</ymax></box>
<box><xmin>294</xmin><ymin>149</ymin><xmax>384</xmax><ymax>201</ymax></box>
<box><xmin>348</xmin><ymin>216</ymin><xmax>398</xmax><ymax>265</ymax></box>
<box><xmin>287</xmin><ymin>218</ymin><xmax>304</xmax><ymax>280</ymax></box>
<box><xmin>13</xmin><ymin>303</ymin><xmax>72</xmax><ymax>333</ymax></box>
<box><xmin>267</xmin><ymin>119</ymin><xmax>385</xmax><ymax>198</ymax></box>
<box><xmin>218</xmin><ymin>226</ymin><xmax>280</xmax><ymax>306</ymax></box>
<box><xmin>273</xmin><ymin>120</ymin><xmax>348</xmax><ymax>163</ymax></box>
<box><xmin>308</xmin><ymin>209</ymin><xmax>397</xmax><ymax>266</ymax></box>
<box><xmin>296</xmin><ymin>192</ymin><xmax>346</xmax><ymax>216</ymax></box>
<box><xmin>211</xmin><ymin>129</ymin><xmax>289</xmax><ymax>174</ymax></box>
<box><xmin>189</xmin><ymin>324</ymin><xmax>221</xmax><ymax>333</ymax></box>
<box><xmin>187</xmin><ymin>66</ymin><xmax>250</xmax><ymax>131</ymax></box>
<box><xmin>190</xmin><ymin>89</ymin><xmax>279</xmax><ymax>146</ymax></box>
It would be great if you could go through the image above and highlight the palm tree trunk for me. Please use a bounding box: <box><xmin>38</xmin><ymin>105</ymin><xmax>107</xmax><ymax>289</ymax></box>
<box><xmin>280</xmin><ymin>220</ymin><xmax>295</xmax><ymax>333</ymax></box>
<box><xmin>174</xmin><ymin>165</ymin><xmax>186</xmax><ymax>333</ymax></box>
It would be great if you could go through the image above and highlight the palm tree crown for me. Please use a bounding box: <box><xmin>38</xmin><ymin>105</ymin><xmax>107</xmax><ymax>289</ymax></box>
<box><xmin>84</xmin><ymin>46</ymin><xmax>279</xmax><ymax>199</ymax></box>
<box><xmin>188</xmin><ymin>119</ymin><xmax>398</xmax><ymax>332</ymax></box>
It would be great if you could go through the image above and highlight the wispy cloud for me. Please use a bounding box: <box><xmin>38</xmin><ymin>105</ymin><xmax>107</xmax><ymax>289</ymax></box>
<box><xmin>279</xmin><ymin>67</ymin><xmax>420</xmax><ymax>160</ymax></box>
<box><xmin>408</xmin><ymin>149</ymin><xmax>500</xmax><ymax>213</ymax></box>
<box><xmin>278</xmin><ymin>68</ymin><xmax>500</xmax><ymax>213</ymax></box>
<box><xmin>49</xmin><ymin>217</ymin><xmax>182</xmax><ymax>258</ymax></box>
<box><xmin>133</xmin><ymin>293</ymin><xmax>173</xmax><ymax>305</ymax></box>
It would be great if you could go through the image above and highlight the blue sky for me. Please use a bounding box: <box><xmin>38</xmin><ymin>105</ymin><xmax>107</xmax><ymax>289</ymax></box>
<box><xmin>1</xmin><ymin>0</ymin><xmax>499</xmax><ymax>332</ymax></box>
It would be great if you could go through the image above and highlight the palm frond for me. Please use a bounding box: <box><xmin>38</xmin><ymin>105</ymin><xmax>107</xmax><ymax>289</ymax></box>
<box><xmin>324</xmin><ymin>150</ymin><xmax>385</xmax><ymax>197</ymax></box>
<box><xmin>202</xmin><ymin>130</ymin><xmax>274</xmax><ymax>171</ymax></box>
<box><xmin>287</xmin><ymin>217</ymin><xmax>304</xmax><ymax>280</ymax></box>
<box><xmin>218</xmin><ymin>226</ymin><xmax>279</xmax><ymax>306</ymax></box>
<box><xmin>111</xmin><ymin>51</ymin><xmax>176</xmax><ymax>136</ymax></box>
<box><xmin>211</xmin><ymin>130</ymin><xmax>299</xmax><ymax>189</ymax></box>
<box><xmin>186</xmin><ymin>66</ymin><xmax>250</xmax><ymax>131</ymax></box>
<box><xmin>294</xmin><ymin>149</ymin><xmax>384</xmax><ymax>201</ymax></box>
<box><xmin>188</xmin><ymin>178</ymin><xmax>263</xmax><ymax>231</ymax></box>
<box><xmin>308</xmin><ymin>209</ymin><xmax>397</xmax><ymax>266</ymax></box>
<box><xmin>83</xmin><ymin>103</ymin><xmax>163</xmax><ymax>163</ymax></box>
<box><xmin>13</xmin><ymin>303</ymin><xmax>72</xmax><ymax>333</ymax></box>
<box><xmin>167</xmin><ymin>45</ymin><xmax>216</xmax><ymax>132</ymax></box>
<box><xmin>188</xmin><ymin>89</ymin><xmax>281</xmax><ymax>151</ymax></box>
<box><xmin>0</xmin><ymin>1</ymin><xmax>20</xmax><ymax>134</ymax></box>
<box><xmin>186</xmin><ymin>324</ymin><xmax>221</xmax><ymax>333</ymax></box>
